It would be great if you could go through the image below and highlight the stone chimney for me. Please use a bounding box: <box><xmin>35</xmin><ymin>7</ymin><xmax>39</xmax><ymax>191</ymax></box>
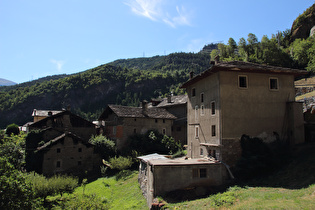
<box><xmin>142</xmin><ymin>100</ymin><xmax>148</xmax><ymax>115</ymax></box>
<box><xmin>189</xmin><ymin>71</ymin><xmax>194</xmax><ymax>79</ymax></box>
<box><xmin>167</xmin><ymin>95</ymin><xmax>172</xmax><ymax>103</ymax></box>
<box><xmin>214</xmin><ymin>55</ymin><xmax>220</xmax><ymax>65</ymax></box>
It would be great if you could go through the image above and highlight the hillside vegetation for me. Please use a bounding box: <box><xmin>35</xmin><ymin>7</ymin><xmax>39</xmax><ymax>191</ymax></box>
<box><xmin>1</xmin><ymin>3</ymin><xmax>315</xmax><ymax>128</ymax></box>
<box><xmin>0</xmin><ymin>53</ymin><xmax>211</xmax><ymax>128</ymax></box>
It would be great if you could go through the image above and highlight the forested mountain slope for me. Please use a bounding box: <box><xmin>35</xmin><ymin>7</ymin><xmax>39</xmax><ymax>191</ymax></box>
<box><xmin>0</xmin><ymin>53</ymin><xmax>211</xmax><ymax>128</ymax></box>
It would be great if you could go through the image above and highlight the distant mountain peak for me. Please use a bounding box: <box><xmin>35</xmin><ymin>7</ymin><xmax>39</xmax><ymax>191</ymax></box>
<box><xmin>0</xmin><ymin>78</ymin><xmax>17</xmax><ymax>86</ymax></box>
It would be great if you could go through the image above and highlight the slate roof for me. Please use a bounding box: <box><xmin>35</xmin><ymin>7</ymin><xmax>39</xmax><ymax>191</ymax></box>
<box><xmin>99</xmin><ymin>105</ymin><xmax>177</xmax><ymax>120</ymax></box>
<box><xmin>181</xmin><ymin>61</ymin><xmax>308</xmax><ymax>88</ymax></box>
<box><xmin>156</xmin><ymin>95</ymin><xmax>187</xmax><ymax>108</ymax></box>
<box><xmin>36</xmin><ymin>132</ymin><xmax>92</xmax><ymax>152</ymax></box>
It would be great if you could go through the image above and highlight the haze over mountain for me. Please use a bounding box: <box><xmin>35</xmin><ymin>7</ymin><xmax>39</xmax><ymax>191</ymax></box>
<box><xmin>0</xmin><ymin>78</ymin><xmax>16</xmax><ymax>86</ymax></box>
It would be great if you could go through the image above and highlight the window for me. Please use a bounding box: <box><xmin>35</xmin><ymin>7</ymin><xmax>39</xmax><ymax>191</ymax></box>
<box><xmin>192</xmin><ymin>88</ymin><xmax>196</xmax><ymax>97</ymax></box>
<box><xmin>211</xmin><ymin>125</ymin><xmax>216</xmax><ymax>137</ymax></box>
<box><xmin>200</xmin><ymin>93</ymin><xmax>204</xmax><ymax>103</ymax></box>
<box><xmin>134</xmin><ymin>128</ymin><xmax>137</xmax><ymax>133</ymax></box>
<box><xmin>200</xmin><ymin>105</ymin><xmax>205</xmax><ymax>116</ymax></box>
<box><xmin>211</xmin><ymin>101</ymin><xmax>215</xmax><ymax>115</ymax></box>
<box><xmin>195</xmin><ymin>105</ymin><xmax>199</xmax><ymax>121</ymax></box>
<box><xmin>163</xmin><ymin>119</ymin><xmax>165</xmax><ymax>123</ymax></box>
<box><xmin>200</xmin><ymin>148</ymin><xmax>204</xmax><ymax>156</ymax></box>
<box><xmin>155</xmin><ymin>119</ymin><xmax>158</xmax><ymax>123</ymax></box>
<box><xmin>238</xmin><ymin>75</ymin><xmax>248</xmax><ymax>88</ymax></box>
<box><xmin>195</xmin><ymin>126</ymin><xmax>199</xmax><ymax>138</ymax></box>
<box><xmin>193</xmin><ymin>168</ymin><xmax>207</xmax><ymax>178</ymax></box>
<box><xmin>113</xmin><ymin>126</ymin><xmax>117</xmax><ymax>135</ymax></box>
<box><xmin>269</xmin><ymin>78</ymin><xmax>278</xmax><ymax>90</ymax></box>
<box><xmin>134</xmin><ymin>118</ymin><xmax>137</xmax><ymax>121</ymax></box>
<box><xmin>56</xmin><ymin>161</ymin><xmax>61</xmax><ymax>168</ymax></box>
<box><xmin>162</xmin><ymin>128</ymin><xmax>166</xmax><ymax>135</ymax></box>
<box><xmin>78</xmin><ymin>148</ymin><xmax>82</xmax><ymax>152</ymax></box>
<box><xmin>57</xmin><ymin>148</ymin><xmax>61</xmax><ymax>153</ymax></box>
<box><xmin>200</xmin><ymin>168</ymin><xmax>207</xmax><ymax>178</ymax></box>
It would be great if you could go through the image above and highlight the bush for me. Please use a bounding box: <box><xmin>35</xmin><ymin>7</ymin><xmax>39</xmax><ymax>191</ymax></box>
<box><xmin>27</xmin><ymin>173</ymin><xmax>78</xmax><ymax>200</ymax></box>
<box><xmin>108</xmin><ymin>156</ymin><xmax>133</xmax><ymax>171</ymax></box>
<box><xmin>89</xmin><ymin>135</ymin><xmax>116</xmax><ymax>159</ymax></box>
<box><xmin>5</xmin><ymin>123</ymin><xmax>20</xmax><ymax>136</ymax></box>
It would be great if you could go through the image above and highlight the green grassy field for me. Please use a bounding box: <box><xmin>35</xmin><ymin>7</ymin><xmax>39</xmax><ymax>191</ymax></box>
<box><xmin>48</xmin><ymin>143</ymin><xmax>315</xmax><ymax>209</ymax></box>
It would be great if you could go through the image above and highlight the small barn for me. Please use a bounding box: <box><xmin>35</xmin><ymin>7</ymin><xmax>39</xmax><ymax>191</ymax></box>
<box><xmin>138</xmin><ymin>154</ymin><xmax>229</xmax><ymax>207</ymax></box>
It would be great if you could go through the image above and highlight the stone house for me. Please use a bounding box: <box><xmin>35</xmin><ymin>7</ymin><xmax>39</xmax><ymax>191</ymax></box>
<box><xmin>98</xmin><ymin>102</ymin><xmax>176</xmax><ymax>150</ymax></box>
<box><xmin>181</xmin><ymin>60</ymin><xmax>307</xmax><ymax>166</ymax></box>
<box><xmin>28</xmin><ymin>110</ymin><xmax>100</xmax><ymax>176</ymax></box>
<box><xmin>152</xmin><ymin>95</ymin><xmax>188</xmax><ymax>146</ymax></box>
<box><xmin>138</xmin><ymin>153</ymin><xmax>228</xmax><ymax>207</ymax></box>
<box><xmin>36</xmin><ymin>132</ymin><xmax>101</xmax><ymax>176</ymax></box>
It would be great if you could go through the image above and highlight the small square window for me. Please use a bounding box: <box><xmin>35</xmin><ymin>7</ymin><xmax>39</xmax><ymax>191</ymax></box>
<box><xmin>239</xmin><ymin>75</ymin><xmax>248</xmax><ymax>88</ymax></box>
<box><xmin>200</xmin><ymin>168</ymin><xmax>207</xmax><ymax>178</ymax></box>
<box><xmin>192</xmin><ymin>88</ymin><xmax>196</xmax><ymax>97</ymax></box>
<box><xmin>56</xmin><ymin>161</ymin><xmax>61</xmax><ymax>168</ymax></box>
<box><xmin>57</xmin><ymin>148</ymin><xmax>61</xmax><ymax>153</ymax></box>
<box><xmin>155</xmin><ymin>119</ymin><xmax>158</xmax><ymax>123</ymax></box>
<box><xmin>78</xmin><ymin>148</ymin><xmax>82</xmax><ymax>152</ymax></box>
<box><xmin>162</xmin><ymin>128</ymin><xmax>166</xmax><ymax>135</ymax></box>
<box><xmin>163</xmin><ymin>119</ymin><xmax>165</xmax><ymax>123</ymax></box>
<box><xmin>270</xmin><ymin>78</ymin><xmax>278</xmax><ymax>90</ymax></box>
<box><xmin>134</xmin><ymin>128</ymin><xmax>137</xmax><ymax>133</ymax></box>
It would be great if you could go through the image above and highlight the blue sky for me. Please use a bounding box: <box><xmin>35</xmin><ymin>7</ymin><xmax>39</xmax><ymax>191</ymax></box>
<box><xmin>0</xmin><ymin>0</ymin><xmax>314</xmax><ymax>84</ymax></box>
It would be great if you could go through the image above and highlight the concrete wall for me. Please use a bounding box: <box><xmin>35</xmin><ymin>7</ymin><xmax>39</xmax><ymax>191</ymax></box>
<box><xmin>41</xmin><ymin>136</ymin><xmax>101</xmax><ymax>176</ymax></box>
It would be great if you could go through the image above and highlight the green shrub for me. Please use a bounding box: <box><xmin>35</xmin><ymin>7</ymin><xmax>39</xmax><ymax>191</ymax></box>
<box><xmin>5</xmin><ymin>123</ymin><xmax>20</xmax><ymax>136</ymax></box>
<box><xmin>57</xmin><ymin>194</ymin><xmax>109</xmax><ymax>210</ymax></box>
<box><xmin>108</xmin><ymin>156</ymin><xmax>133</xmax><ymax>171</ymax></box>
<box><xmin>27</xmin><ymin>173</ymin><xmax>78</xmax><ymax>200</ymax></box>
<box><xmin>89</xmin><ymin>135</ymin><xmax>116</xmax><ymax>159</ymax></box>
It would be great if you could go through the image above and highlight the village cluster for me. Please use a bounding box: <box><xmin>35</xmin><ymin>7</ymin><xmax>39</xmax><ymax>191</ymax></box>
<box><xmin>24</xmin><ymin>59</ymin><xmax>314</xmax><ymax>206</ymax></box>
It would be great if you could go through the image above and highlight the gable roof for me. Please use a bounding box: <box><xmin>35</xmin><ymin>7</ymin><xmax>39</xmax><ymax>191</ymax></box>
<box><xmin>29</xmin><ymin>110</ymin><xmax>95</xmax><ymax>128</ymax></box>
<box><xmin>99</xmin><ymin>105</ymin><xmax>177</xmax><ymax>120</ymax></box>
<box><xmin>36</xmin><ymin>132</ymin><xmax>91</xmax><ymax>152</ymax></box>
<box><xmin>181</xmin><ymin>61</ymin><xmax>308</xmax><ymax>88</ymax></box>
<box><xmin>156</xmin><ymin>95</ymin><xmax>187</xmax><ymax>108</ymax></box>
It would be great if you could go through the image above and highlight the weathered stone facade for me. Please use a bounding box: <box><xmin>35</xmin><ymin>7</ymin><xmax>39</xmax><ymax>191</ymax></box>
<box><xmin>182</xmin><ymin>61</ymin><xmax>307</xmax><ymax>166</ymax></box>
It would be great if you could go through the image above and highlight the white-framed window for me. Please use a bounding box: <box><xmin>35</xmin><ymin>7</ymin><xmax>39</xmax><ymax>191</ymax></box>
<box><xmin>200</xmin><ymin>104</ymin><xmax>205</xmax><ymax>116</ymax></box>
<box><xmin>269</xmin><ymin>77</ymin><xmax>279</xmax><ymax>90</ymax></box>
<box><xmin>211</xmin><ymin>101</ymin><xmax>215</xmax><ymax>115</ymax></box>
<box><xmin>195</xmin><ymin>125</ymin><xmax>199</xmax><ymax>138</ymax></box>
<box><xmin>238</xmin><ymin>75</ymin><xmax>248</xmax><ymax>88</ymax></box>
